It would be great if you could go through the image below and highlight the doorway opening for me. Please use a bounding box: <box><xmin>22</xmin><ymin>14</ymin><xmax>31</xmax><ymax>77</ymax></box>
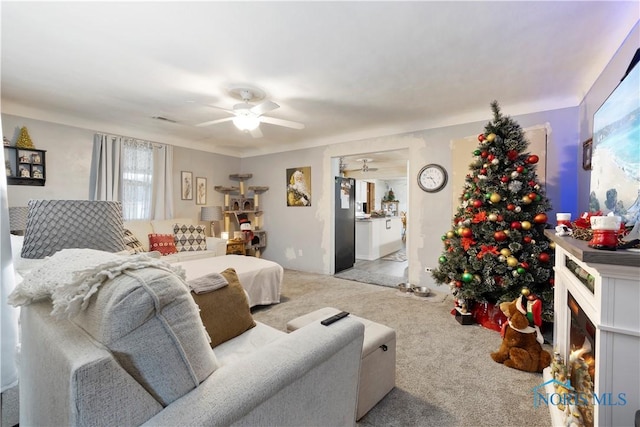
<box><xmin>333</xmin><ymin>149</ymin><xmax>409</xmax><ymax>287</ymax></box>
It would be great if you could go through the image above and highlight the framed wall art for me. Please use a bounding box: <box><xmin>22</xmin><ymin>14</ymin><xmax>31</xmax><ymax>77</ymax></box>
<box><xmin>286</xmin><ymin>166</ymin><xmax>311</xmax><ymax>206</ymax></box>
<box><xmin>181</xmin><ymin>171</ymin><xmax>193</xmax><ymax>200</ymax></box>
<box><xmin>196</xmin><ymin>177</ymin><xmax>207</xmax><ymax>205</ymax></box>
<box><xmin>582</xmin><ymin>138</ymin><xmax>593</xmax><ymax>171</ymax></box>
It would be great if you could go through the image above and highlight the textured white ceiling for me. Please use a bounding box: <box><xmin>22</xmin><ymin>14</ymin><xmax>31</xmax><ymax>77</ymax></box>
<box><xmin>1</xmin><ymin>2</ymin><xmax>638</xmax><ymax>158</ymax></box>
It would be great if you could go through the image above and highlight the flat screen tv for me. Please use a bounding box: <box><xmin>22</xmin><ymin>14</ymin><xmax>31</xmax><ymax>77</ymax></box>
<box><xmin>590</xmin><ymin>48</ymin><xmax>640</xmax><ymax>225</ymax></box>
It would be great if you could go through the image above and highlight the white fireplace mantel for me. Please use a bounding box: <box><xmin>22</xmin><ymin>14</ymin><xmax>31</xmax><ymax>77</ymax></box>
<box><xmin>545</xmin><ymin>231</ymin><xmax>640</xmax><ymax>427</ymax></box>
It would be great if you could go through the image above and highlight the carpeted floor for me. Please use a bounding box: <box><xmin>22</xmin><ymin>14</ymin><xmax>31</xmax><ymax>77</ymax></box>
<box><xmin>252</xmin><ymin>269</ymin><xmax>553</xmax><ymax>427</ymax></box>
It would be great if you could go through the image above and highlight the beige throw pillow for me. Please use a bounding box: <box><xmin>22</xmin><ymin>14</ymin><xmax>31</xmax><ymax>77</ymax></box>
<box><xmin>191</xmin><ymin>268</ymin><xmax>256</xmax><ymax>348</ymax></box>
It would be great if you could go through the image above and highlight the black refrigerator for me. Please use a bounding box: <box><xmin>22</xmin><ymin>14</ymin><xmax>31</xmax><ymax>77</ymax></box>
<box><xmin>334</xmin><ymin>176</ymin><xmax>355</xmax><ymax>273</ymax></box>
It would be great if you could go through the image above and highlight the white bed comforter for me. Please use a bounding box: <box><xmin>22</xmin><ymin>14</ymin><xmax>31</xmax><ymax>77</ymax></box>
<box><xmin>173</xmin><ymin>255</ymin><xmax>283</xmax><ymax>307</ymax></box>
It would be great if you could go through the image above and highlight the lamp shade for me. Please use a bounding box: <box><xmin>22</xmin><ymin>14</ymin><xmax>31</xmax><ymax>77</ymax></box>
<box><xmin>201</xmin><ymin>206</ymin><xmax>223</xmax><ymax>221</ymax></box>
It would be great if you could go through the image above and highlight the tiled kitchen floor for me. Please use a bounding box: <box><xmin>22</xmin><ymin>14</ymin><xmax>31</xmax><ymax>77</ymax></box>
<box><xmin>353</xmin><ymin>245</ymin><xmax>407</xmax><ymax>279</ymax></box>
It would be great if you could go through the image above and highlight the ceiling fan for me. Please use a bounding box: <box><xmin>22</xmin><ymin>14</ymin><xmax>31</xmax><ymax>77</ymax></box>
<box><xmin>347</xmin><ymin>158</ymin><xmax>378</xmax><ymax>172</ymax></box>
<box><xmin>195</xmin><ymin>86</ymin><xmax>305</xmax><ymax>138</ymax></box>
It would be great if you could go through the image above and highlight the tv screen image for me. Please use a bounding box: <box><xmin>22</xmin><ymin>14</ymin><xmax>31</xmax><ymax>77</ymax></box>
<box><xmin>590</xmin><ymin>55</ymin><xmax>640</xmax><ymax>225</ymax></box>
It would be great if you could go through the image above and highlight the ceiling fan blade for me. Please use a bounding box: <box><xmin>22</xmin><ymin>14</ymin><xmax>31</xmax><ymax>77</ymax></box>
<box><xmin>250</xmin><ymin>100</ymin><xmax>279</xmax><ymax>116</ymax></box>
<box><xmin>195</xmin><ymin>117</ymin><xmax>234</xmax><ymax>127</ymax></box>
<box><xmin>205</xmin><ymin>105</ymin><xmax>235</xmax><ymax>114</ymax></box>
<box><xmin>186</xmin><ymin>101</ymin><xmax>235</xmax><ymax>115</ymax></box>
<box><xmin>259</xmin><ymin>116</ymin><xmax>305</xmax><ymax>130</ymax></box>
<box><xmin>250</xmin><ymin>126</ymin><xmax>263</xmax><ymax>138</ymax></box>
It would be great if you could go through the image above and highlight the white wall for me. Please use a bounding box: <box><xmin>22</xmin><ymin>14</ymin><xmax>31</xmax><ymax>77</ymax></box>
<box><xmin>374</xmin><ymin>178</ymin><xmax>407</xmax><ymax>213</ymax></box>
<box><xmin>240</xmin><ymin>146</ymin><xmax>326</xmax><ymax>273</ymax></box>
<box><xmin>172</xmin><ymin>147</ymin><xmax>240</xmax><ymax>222</ymax></box>
<box><xmin>3</xmin><ymin>114</ymin><xmax>94</xmax><ymax>205</ymax></box>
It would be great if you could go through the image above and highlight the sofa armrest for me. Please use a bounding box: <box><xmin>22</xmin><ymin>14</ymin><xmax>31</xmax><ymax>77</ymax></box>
<box><xmin>206</xmin><ymin>236</ymin><xmax>227</xmax><ymax>256</ymax></box>
<box><xmin>19</xmin><ymin>302</ymin><xmax>163</xmax><ymax>427</ymax></box>
<box><xmin>143</xmin><ymin>318</ymin><xmax>364</xmax><ymax>427</ymax></box>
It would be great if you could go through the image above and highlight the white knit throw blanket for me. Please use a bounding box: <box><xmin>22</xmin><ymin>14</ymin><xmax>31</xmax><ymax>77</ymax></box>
<box><xmin>8</xmin><ymin>248</ymin><xmax>186</xmax><ymax>319</ymax></box>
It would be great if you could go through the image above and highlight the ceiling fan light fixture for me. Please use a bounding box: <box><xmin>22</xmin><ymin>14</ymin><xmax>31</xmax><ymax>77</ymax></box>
<box><xmin>232</xmin><ymin>115</ymin><xmax>260</xmax><ymax>131</ymax></box>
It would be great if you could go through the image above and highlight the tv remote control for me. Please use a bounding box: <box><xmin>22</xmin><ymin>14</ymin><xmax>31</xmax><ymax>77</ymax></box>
<box><xmin>321</xmin><ymin>311</ymin><xmax>350</xmax><ymax>326</ymax></box>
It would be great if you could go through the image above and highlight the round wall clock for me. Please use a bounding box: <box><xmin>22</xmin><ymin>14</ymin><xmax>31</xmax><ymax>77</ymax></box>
<box><xmin>417</xmin><ymin>164</ymin><xmax>448</xmax><ymax>193</ymax></box>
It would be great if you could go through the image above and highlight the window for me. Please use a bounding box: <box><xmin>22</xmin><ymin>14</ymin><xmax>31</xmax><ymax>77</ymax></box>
<box><xmin>121</xmin><ymin>139</ymin><xmax>153</xmax><ymax>220</ymax></box>
<box><xmin>91</xmin><ymin>133</ymin><xmax>173</xmax><ymax>221</ymax></box>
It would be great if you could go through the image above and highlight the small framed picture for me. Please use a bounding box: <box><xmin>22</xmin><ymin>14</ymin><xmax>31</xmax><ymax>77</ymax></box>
<box><xmin>181</xmin><ymin>171</ymin><xmax>193</xmax><ymax>200</ymax></box>
<box><xmin>582</xmin><ymin>138</ymin><xmax>593</xmax><ymax>171</ymax></box>
<box><xmin>196</xmin><ymin>177</ymin><xmax>207</xmax><ymax>205</ymax></box>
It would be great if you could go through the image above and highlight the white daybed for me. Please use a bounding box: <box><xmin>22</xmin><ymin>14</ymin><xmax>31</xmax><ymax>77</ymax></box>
<box><xmin>173</xmin><ymin>255</ymin><xmax>283</xmax><ymax>307</ymax></box>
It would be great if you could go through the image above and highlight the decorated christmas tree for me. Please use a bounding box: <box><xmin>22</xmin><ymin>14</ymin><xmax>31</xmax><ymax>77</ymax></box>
<box><xmin>432</xmin><ymin>101</ymin><xmax>555</xmax><ymax>322</ymax></box>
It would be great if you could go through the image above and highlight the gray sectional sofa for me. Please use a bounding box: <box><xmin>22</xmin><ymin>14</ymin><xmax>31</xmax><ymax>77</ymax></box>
<box><xmin>18</xmin><ymin>259</ymin><xmax>365</xmax><ymax>426</ymax></box>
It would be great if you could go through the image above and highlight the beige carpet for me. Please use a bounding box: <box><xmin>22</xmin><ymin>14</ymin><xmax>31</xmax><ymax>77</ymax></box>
<box><xmin>252</xmin><ymin>269</ymin><xmax>553</xmax><ymax>427</ymax></box>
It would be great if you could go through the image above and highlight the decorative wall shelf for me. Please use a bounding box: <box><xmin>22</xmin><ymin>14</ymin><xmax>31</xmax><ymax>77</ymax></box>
<box><xmin>4</xmin><ymin>146</ymin><xmax>46</xmax><ymax>186</ymax></box>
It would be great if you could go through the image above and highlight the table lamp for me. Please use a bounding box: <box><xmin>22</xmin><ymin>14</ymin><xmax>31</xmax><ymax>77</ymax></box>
<box><xmin>200</xmin><ymin>206</ymin><xmax>223</xmax><ymax>237</ymax></box>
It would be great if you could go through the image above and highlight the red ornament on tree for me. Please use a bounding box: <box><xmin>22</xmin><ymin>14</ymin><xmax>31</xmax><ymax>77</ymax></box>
<box><xmin>494</xmin><ymin>230</ymin><xmax>508</xmax><ymax>242</ymax></box>
<box><xmin>527</xmin><ymin>155</ymin><xmax>539</xmax><ymax>164</ymax></box>
<box><xmin>533</xmin><ymin>213</ymin><xmax>548</xmax><ymax>224</ymax></box>
<box><xmin>538</xmin><ymin>252</ymin><xmax>550</xmax><ymax>263</ymax></box>
<box><xmin>511</xmin><ymin>221</ymin><xmax>522</xmax><ymax>230</ymax></box>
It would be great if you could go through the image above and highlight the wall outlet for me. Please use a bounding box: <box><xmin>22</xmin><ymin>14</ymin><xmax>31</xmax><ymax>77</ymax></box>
<box><xmin>424</xmin><ymin>267</ymin><xmax>433</xmax><ymax>273</ymax></box>
<box><xmin>298</xmin><ymin>249</ymin><xmax>303</xmax><ymax>256</ymax></box>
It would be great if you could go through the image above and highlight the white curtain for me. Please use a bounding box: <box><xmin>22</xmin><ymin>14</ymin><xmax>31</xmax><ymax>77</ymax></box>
<box><xmin>89</xmin><ymin>133</ymin><xmax>122</xmax><ymax>201</ymax></box>
<box><xmin>90</xmin><ymin>133</ymin><xmax>173</xmax><ymax>220</ymax></box>
<box><xmin>1</xmin><ymin>138</ymin><xmax>19</xmax><ymax>393</ymax></box>
<box><xmin>151</xmin><ymin>143</ymin><xmax>173</xmax><ymax>220</ymax></box>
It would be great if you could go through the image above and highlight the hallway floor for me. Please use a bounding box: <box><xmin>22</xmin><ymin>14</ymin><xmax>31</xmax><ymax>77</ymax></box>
<box><xmin>353</xmin><ymin>247</ymin><xmax>408</xmax><ymax>280</ymax></box>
